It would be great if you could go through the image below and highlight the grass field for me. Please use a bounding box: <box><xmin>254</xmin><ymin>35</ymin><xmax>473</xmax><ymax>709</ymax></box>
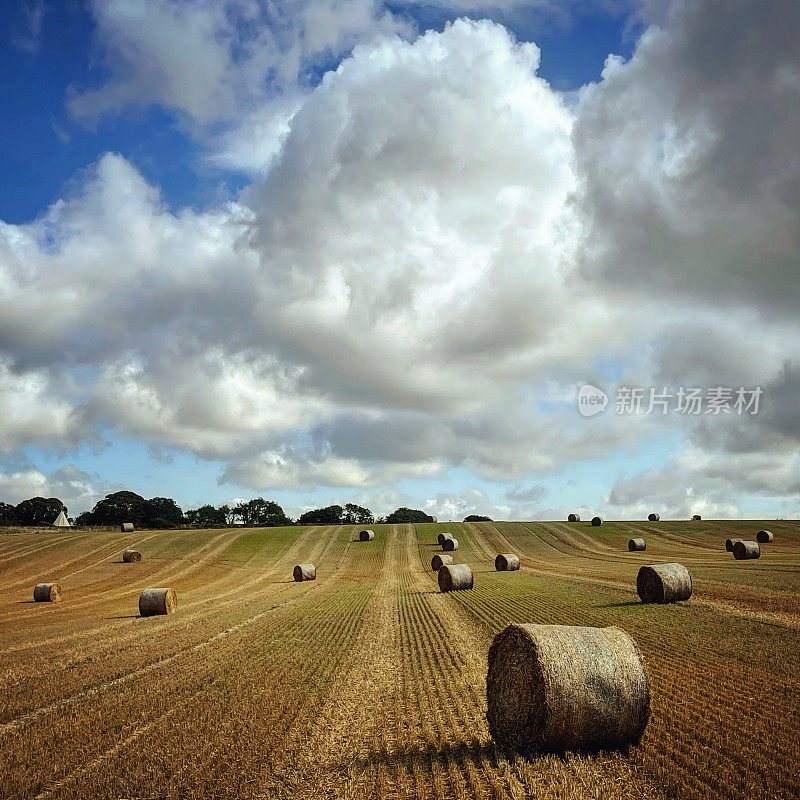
<box><xmin>1</xmin><ymin>520</ymin><xmax>798</xmax><ymax>799</ymax></box>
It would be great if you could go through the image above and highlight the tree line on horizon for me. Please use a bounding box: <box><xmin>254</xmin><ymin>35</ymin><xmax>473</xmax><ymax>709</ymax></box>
<box><xmin>0</xmin><ymin>490</ymin><xmax>491</xmax><ymax>529</ymax></box>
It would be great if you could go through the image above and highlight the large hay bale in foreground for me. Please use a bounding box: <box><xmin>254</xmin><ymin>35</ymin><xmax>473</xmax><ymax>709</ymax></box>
<box><xmin>437</xmin><ymin>532</ymin><xmax>453</xmax><ymax>546</ymax></box>
<box><xmin>33</xmin><ymin>583</ymin><xmax>62</xmax><ymax>603</ymax></box>
<box><xmin>733</xmin><ymin>541</ymin><xmax>760</xmax><ymax>560</ymax></box>
<box><xmin>139</xmin><ymin>587</ymin><xmax>177</xmax><ymax>616</ymax></box>
<box><xmin>628</xmin><ymin>538</ymin><xmax>646</xmax><ymax>552</ymax></box>
<box><xmin>293</xmin><ymin>563</ymin><xmax>316</xmax><ymax>581</ymax></box>
<box><xmin>438</xmin><ymin>563</ymin><xmax>473</xmax><ymax>592</ymax></box>
<box><xmin>487</xmin><ymin>624</ymin><xmax>650</xmax><ymax>752</ymax></box>
<box><xmin>647</xmin><ymin>513</ymin><xmax>660</xmax><ymax>522</ymax></box>
<box><xmin>591</xmin><ymin>516</ymin><xmax>603</xmax><ymax>527</ymax></box>
<box><xmin>637</xmin><ymin>563</ymin><xmax>692</xmax><ymax>603</ymax></box>
<box><xmin>359</xmin><ymin>529</ymin><xmax>375</xmax><ymax>541</ymax></box>
<box><xmin>495</xmin><ymin>553</ymin><xmax>520</xmax><ymax>571</ymax></box>
<box><xmin>431</xmin><ymin>553</ymin><xmax>454</xmax><ymax>571</ymax></box>
<box><xmin>120</xmin><ymin>522</ymin><xmax>134</xmax><ymax>533</ymax></box>
<box><xmin>725</xmin><ymin>538</ymin><xmax>742</xmax><ymax>553</ymax></box>
<box><xmin>122</xmin><ymin>549</ymin><xmax>142</xmax><ymax>562</ymax></box>
<box><xmin>691</xmin><ymin>514</ymin><xmax>702</xmax><ymax>521</ymax></box>
<box><xmin>568</xmin><ymin>513</ymin><xmax>581</xmax><ymax>522</ymax></box>
<box><xmin>756</xmin><ymin>530</ymin><xmax>774</xmax><ymax>544</ymax></box>
<box><xmin>442</xmin><ymin>537</ymin><xmax>459</xmax><ymax>551</ymax></box>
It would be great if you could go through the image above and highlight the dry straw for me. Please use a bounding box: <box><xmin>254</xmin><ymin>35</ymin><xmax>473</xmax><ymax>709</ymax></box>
<box><xmin>438</xmin><ymin>563</ymin><xmax>473</xmax><ymax>592</ymax></box>
<box><xmin>33</xmin><ymin>583</ymin><xmax>62</xmax><ymax>603</ymax></box>
<box><xmin>733</xmin><ymin>541</ymin><xmax>760</xmax><ymax>560</ymax></box>
<box><xmin>628</xmin><ymin>538</ymin><xmax>646</xmax><ymax>552</ymax></box>
<box><xmin>495</xmin><ymin>553</ymin><xmax>520</xmax><ymax>571</ymax></box>
<box><xmin>122</xmin><ymin>549</ymin><xmax>142</xmax><ymax>562</ymax></box>
<box><xmin>431</xmin><ymin>553</ymin><xmax>454</xmax><ymax>571</ymax></box>
<box><xmin>756</xmin><ymin>530</ymin><xmax>774</xmax><ymax>544</ymax></box>
<box><xmin>637</xmin><ymin>563</ymin><xmax>692</xmax><ymax>603</ymax></box>
<box><xmin>120</xmin><ymin>522</ymin><xmax>134</xmax><ymax>533</ymax></box>
<box><xmin>442</xmin><ymin>537</ymin><xmax>459</xmax><ymax>551</ymax></box>
<box><xmin>591</xmin><ymin>516</ymin><xmax>603</xmax><ymax>527</ymax></box>
<box><xmin>437</xmin><ymin>532</ymin><xmax>453</xmax><ymax>546</ymax></box>
<box><xmin>648</xmin><ymin>513</ymin><xmax>660</xmax><ymax>521</ymax></box>
<box><xmin>725</xmin><ymin>538</ymin><xmax>742</xmax><ymax>552</ymax></box>
<box><xmin>139</xmin><ymin>587</ymin><xmax>177</xmax><ymax>616</ymax></box>
<box><xmin>486</xmin><ymin>623</ymin><xmax>650</xmax><ymax>752</ymax></box>
<box><xmin>359</xmin><ymin>529</ymin><xmax>375</xmax><ymax>541</ymax></box>
<box><xmin>293</xmin><ymin>563</ymin><xmax>316</xmax><ymax>581</ymax></box>
<box><xmin>568</xmin><ymin>513</ymin><xmax>581</xmax><ymax>522</ymax></box>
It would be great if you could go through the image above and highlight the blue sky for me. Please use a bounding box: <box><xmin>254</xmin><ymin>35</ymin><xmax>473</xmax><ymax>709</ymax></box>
<box><xmin>1</xmin><ymin>0</ymin><xmax>798</xmax><ymax>520</ymax></box>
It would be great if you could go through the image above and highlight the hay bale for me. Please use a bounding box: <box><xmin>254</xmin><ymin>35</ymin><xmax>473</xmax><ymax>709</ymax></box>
<box><xmin>691</xmin><ymin>514</ymin><xmax>701</xmax><ymax>521</ymax></box>
<box><xmin>437</xmin><ymin>532</ymin><xmax>453</xmax><ymax>546</ymax></box>
<box><xmin>293</xmin><ymin>563</ymin><xmax>316</xmax><ymax>581</ymax></box>
<box><xmin>568</xmin><ymin>513</ymin><xmax>581</xmax><ymax>522</ymax></box>
<box><xmin>120</xmin><ymin>522</ymin><xmax>134</xmax><ymax>533</ymax></box>
<box><xmin>636</xmin><ymin>563</ymin><xmax>692</xmax><ymax>603</ymax></box>
<box><xmin>725</xmin><ymin>538</ymin><xmax>742</xmax><ymax>552</ymax></box>
<box><xmin>647</xmin><ymin>513</ymin><xmax>660</xmax><ymax>522</ymax></box>
<box><xmin>359</xmin><ymin>529</ymin><xmax>375</xmax><ymax>541</ymax></box>
<box><xmin>486</xmin><ymin>623</ymin><xmax>650</xmax><ymax>752</ymax></box>
<box><xmin>442</xmin><ymin>537</ymin><xmax>459</xmax><ymax>551</ymax></box>
<box><xmin>138</xmin><ymin>587</ymin><xmax>177</xmax><ymax>616</ymax></box>
<box><xmin>438</xmin><ymin>563</ymin><xmax>473</xmax><ymax>592</ymax></box>
<box><xmin>733</xmin><ymin>541</ymin><xmax>760</xmax><ymax>560</ymax></box>
<box><xmin>628</xmin><ymin>538</ymin><xmax>646</xmax><ymax>552</ymax></box>
<box><xmin>756</xmin><ymin>530</ymin><xmax>774</xmax><ymax>544</ymax></box>
<box><xmin>495</xmin><ymin>553</ymin><xmax>520</xmax><ymax>571</ymax></box>
<box><xmin>431</xmin><ymin>553</ymin><xmax>454</xmax><ymax>571</ymax></box>
<box><xmin>122</xmin><ymin>549</ymin><xmax>142</xmax><ymax>562</ymax></box>
<box><xmin>430</xmin><ymin>516</ymin><xmax>438</xmax><ymax>523</ymax></box>
<box><xmin>591</xmin><ymin>516</ymin><xmax>603</xmax><ymax>527</ymax></box>
<box><xmin>33</xmin><ymin>582</ymin><xmax>62</xmax><ymax>603</ymax></box>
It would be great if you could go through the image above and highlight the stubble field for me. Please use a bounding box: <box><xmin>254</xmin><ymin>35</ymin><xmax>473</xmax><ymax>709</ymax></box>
<box><xmin>1</xmin><ymin>519</ymin><xmax>798</xmax><ymax>800</ymax></box>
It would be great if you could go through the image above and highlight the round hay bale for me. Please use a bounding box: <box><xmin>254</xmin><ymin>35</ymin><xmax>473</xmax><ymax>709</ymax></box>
<box><xmin>120</xmin><ymin>522</ymin><xmax>134</xmax><ymax>533</ymax></box>
<box><xmin>438</xmin><ymin>563</ymin><xmax>473</xmax><ymax>592</ymax></box>
<box><xmin>359</xmin><ymin>529</ymin><xmax>375</xmax><ymax>541</ymax></box>
<box><xmin>122</xmin><ymin>549</ymin><xmax>142</xmax><ymax>562</ymax></box>
<box><xmin>293</xmin><ymin>563</ymin><xmax>316</xmax><ymax>581</ymax></box>
<box><xmin>591</xmin><ymin>516</ymin><xmax>603</xmax><ymax>527</ymax></box>
<box><xmin>430</xmin><ymin>516</ymin><xmax>438</xmax><ymax>523</ymax></box>
<box><xmin>437</xmin><ymin>532</ymin><xmax>453</xmax><ymax>546</ymax></box>
<box><xmin>567</xmin><ymin>513</ymin><xmax>581</xmax><ymax>522</ymax></box>
<box><xmin>33</xmin><ymin>582</ymin><xmax>62</xmax><ymax>603</ymax></box>
<box><xmin>486</xmin><ymin>623</ymin><xmax>650</xmax><ymax>752</ymax></box>
<box><xmin>628</xmin><ymin>538</ymin><xmax>646</xmax><ymax>552</ymax></box>
<box><xmin>138</xmin><ymin>587</ymin><xmax>177</xmax><ymax>616</ymax></box>
<box><xmin>756</xmin><ymin>530</ymin><xmax>774</xmax><ymax>544</ymax></box>
<box><xmin>725</xmin><ymin>538</ymin><xmax>742</xmax><ymax>552</ymax></box>
<box><xmin>442</xmin><ymin>537</ymin><xmax>459</xmax><ymax>551</ymax></box>
<box><xmin>431</xmin><ymin>553</ymin><xmax>454</xmax><ymax>571</ymax></box>
<box><xmin>733</xmin><ymin>541</ymin><xmax>760</xmax><ymax>560</ymax></box>
<box><xmin>691</xmin><ymin>514</ymin><xmax>702</xmax><ymax>521</ymax></box>
<box><xmin>495</xmin><ymin>553</ymin><xmax>520</xmax><ymax>571</ymax></box>
<box><xmin>647</xmin><ymin>513</ymin><xmax>660</xmax><ymax>522</ymax></box>
<box><xmin>636</xmin><ymin>563</ymin><xmax>692</xmax><ymax>603</ymax></box>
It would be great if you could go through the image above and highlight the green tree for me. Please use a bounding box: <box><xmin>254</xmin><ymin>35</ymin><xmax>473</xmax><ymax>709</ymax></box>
<box><xmin>147</xmin><ymin>497</ymin><xmax>185</xmax><ymax>528</ymax></box>
<box><xmin>82</xmin><ymin>491</ymin><xmax>149</xmax><ymax>526</ymax></box>
<box><xmin>186</xmin><ymin>505</ymin><xmax>226</xmax><ymax>527</ymax></box>
<box><xmin>464</xmin><ymin>514</ymin><xmax>492</xmax><ymax>522</ymax></box>
<box><xmin>14</xmin><ymin>497</ymin><xmax>65</xmax><ymax>526</ymax></box>
<box><xmin>0</xmin><ymin>502</ymin><xmax>17</xmax><ymax>524</ymax></box>
<box><xmin>234</xmin><ymin>498</ymin><xmax>291</xmax><ymax>527</ymax></box>
<box><xmin>384</xmin><ymin>507</ymin><xmax>433</xmax><ymax>524</ymax></box>
<box><xmin>341</xmin><ymin>503</ymin><xmax>374</xmax><ymax>525</ymax></box>
<box><xmin>298</xmin><ymin>505</ymin><xmax>343</xmax><ymax>525</ymax></box>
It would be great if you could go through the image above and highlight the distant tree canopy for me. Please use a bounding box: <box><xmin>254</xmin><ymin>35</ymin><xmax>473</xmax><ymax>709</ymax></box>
<box><xmin>464</xmin><ymin>515</ymin><xmax>492</xmax><ymax>522</ymax></box>
<box><xmin>14</xmin><ymin>497</ymin><xmax>65</xmax><ymax>526</ymax></box>
<box><xmin>233</xmin><ymin>498</ymin><xmax>291</xmax><ymax>527</ymax></box>
<box><xmin>298</xmin><ymin>505</ymin><xmax>343</xmax><ymax>525</ymax></box>
<box><xmin>76</xmin><ymin>491</ymin><xmax>185</xmax><ymax>528</ymax></box>
<box><xmin>342</xmin><ymin>503</ymin><xmax>374</xmax><ymax>525</ymax></box>
<box><xmin>147</xmin><ymin>497</ymin><xmax>185</xmax><ymax>528</ymax></box>
<box><xmin>186</xmin><ymin>504</ymin><xmax>227</xmax><ymax>527</ymax></box>
<box><xmin>0</xmin><ymin>502</ymin><xmax>16</xmax><ymax>524</ymax></box>
<box><xmin>383</xmin><ymin>507</ymin><xmax>434</xmax><ymax>524</ymax></box>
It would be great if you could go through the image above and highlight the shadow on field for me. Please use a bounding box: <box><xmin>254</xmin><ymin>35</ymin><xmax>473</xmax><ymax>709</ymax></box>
<box><xmin>595</xmin><ymin>600</ymin><xmax>641</xmax><ymax>608</ymax></box>
<box><xmin>107</xmin><ymin>614</ymin><xmax>140</xmax><ymax>619</ymax></box>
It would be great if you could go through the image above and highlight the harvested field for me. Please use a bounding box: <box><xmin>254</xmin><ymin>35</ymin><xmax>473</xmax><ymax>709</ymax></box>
<box><xmin>1</xmin><ymin>519</ymin><xmax>799</xmax><ymax>799</ymax></box>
